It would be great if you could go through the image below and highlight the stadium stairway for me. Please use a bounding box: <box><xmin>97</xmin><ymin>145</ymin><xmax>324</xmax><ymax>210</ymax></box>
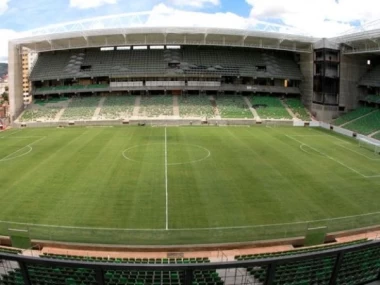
<box><xmin>209</xmin><ymin>96</ymin><xmax>221</xmax><ymax>119</ymax></box>
<box><xmin>280</xmin><ymin>100</ymin><xmax>297</xmax><ymax>120</ymax></box>
<box><xmin>173</xmin><ymin>96</ymin><xmax>180</xmax><ymax>117</ymax></box>
<box><xmin>242</xmin><ymin>96</ymin><xmax>260</xmax><ymax>120</ymax></box>
<box><xmin>54</xmin><ymin>99</ymin><xmax>71</xmax><ymax>121</ymax></box>
<box><xmin>369</xmin><ymin>130</ymin><xmax>380</xmax><ymax>138</ymax></box>
<box><xmin>92</xmin><ymin>97</ymin><xmax>106</xmax><ymax>120</ymax></box>
<box><xmin>132</xmin><ymin>96</ymin><xmax>141</xmax><ymax>118</ymax></box>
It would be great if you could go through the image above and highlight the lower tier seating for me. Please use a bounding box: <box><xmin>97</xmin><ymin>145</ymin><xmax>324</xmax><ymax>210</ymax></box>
<box><xmin>179</xmin><ymin>95</ymin><xmax>214</xmax><ymax>118</ymax></box>
<box><xmin>285</xmin><ymin>98</ymin><xmax>310</xmax><ymax>121</ymax></box>
<box><xmin>343</xmin><ymin>110</ymin><xmax>380</xmax><ymax>135</ymax></box>
<box><xmin>251</xmin><ymin>96</ymin><xmax>292</xmax><ymax>119</ymax></box>
<box><xmin>236</xmin><ymin>239</ymin><xmax>373</xmax><ymax>285</ymax></box>
<box><xmin>98</xmin><ymin>95</ymin><xmax>136</xmax><ymax>120</ymax></box>
<box><xmin>0</xmin><ymin>254</ymin><xmax>222</xmax><ymax>285</ymax></box>
<box><xmin>215</xmin><ymin>96</ymin><xmax>253</xmax><ymax>118</ymax></box>
<box><xmin>333</xmin><ymin>107</ymin><xmax>375</xmax><ymax>126</ymax></box>
<box><xmin>19</xmin><ymin>98</ymin><xmax>69</xmax><ymax>122</ymax></box>
<box><xmin>138</xmin><ymin>95</ymin><xmax>173</xmax><ymax>117</ymax></box>
<box><xmin>373</xmin><ymin>132</ymin><xmax>380</xmax><ymax>140</ymax></box>
<box><xmin>0</xmin><ymin>246</ymin><xmax>22</xmax><ymax>255</ymax></box>
<box><xmin>61</xmin><ymin>96</ymin><xmax>100</xmax><ymax>121</ymax></box>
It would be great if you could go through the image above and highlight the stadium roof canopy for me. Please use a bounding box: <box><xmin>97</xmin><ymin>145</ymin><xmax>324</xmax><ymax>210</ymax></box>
<box><xmin>9</xmin><ymin>11</ymin><xmax>318</xmax><ymax>53</ymax></box>
<box><xmin>331</xmin><ymin>20</ymin><xmax>380</xmax><ymax>54</ymax></box>
<box><xmin>11</xmin><ymin>11</ymin><xmax>380</xmax><ymax>54</ymax></box>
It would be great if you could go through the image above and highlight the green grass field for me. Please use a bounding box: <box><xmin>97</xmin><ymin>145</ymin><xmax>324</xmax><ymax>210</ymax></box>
<box><xmin>0</xmin><ymin>126</ymin><xmax>380</xmax><ymax>245</ymax></box>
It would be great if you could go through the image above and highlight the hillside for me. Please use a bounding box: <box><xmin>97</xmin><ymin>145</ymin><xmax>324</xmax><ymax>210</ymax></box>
<box><xmin>0</xmin><ymin>63</ymin><xmax>8</xmax><ymax>77</ymax></box>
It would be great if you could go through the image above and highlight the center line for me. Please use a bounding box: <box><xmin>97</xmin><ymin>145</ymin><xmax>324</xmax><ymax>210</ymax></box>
<box><xmin>164</xmin><ymin>127</ymin><xmax>169</xmax><ymax>230</ymax></box>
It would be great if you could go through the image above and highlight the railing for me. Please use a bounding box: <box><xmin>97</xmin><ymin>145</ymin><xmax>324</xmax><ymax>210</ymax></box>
<box><xmin>1</xmin><ymin>240</ymin><xmax>380</xmax><ymax>285</ymax></box>
<box><xmin>33</xmin><ymin>84</ymin><xmax>300</xmax><ymax>95</ymax></box>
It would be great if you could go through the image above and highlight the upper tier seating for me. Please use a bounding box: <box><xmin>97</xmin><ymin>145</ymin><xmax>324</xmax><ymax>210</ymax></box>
<box><xmin>30</xmin><ymin>48</ymin><xmax>302</xmax><ymax>81</ymax></box>
<box><xmin>359</xmin><ymin>65</ymin><xmax>380</xmax><ymax>87</ymax></box>
<box><xmin>343</xmin><ymin>110</ymin><xmax>380</xmax><ymax>135</ymax></box>
<box><xmin>363</xmin><ymin>95</ymin><xmax>380</xmax><ymax>104</ymax></box>
<box><xmin>60</xmin><ymin>96</ymin><xmax>100</xmax><ymax>121</ymax></box>
<box><xmin>98</xmin><ymin>95</ymin><xmax>136</xmax><ymax>120</ymax></box>
<box><xmin>35</xmin><ymin>84</ymin><xmax>109</xmax><ymax>93</ymax></box>
<box><xmin>179</xmin><ymin>95</ymin><xmax>214</xmax><ymax>118</ymax></box>
<box><xmin>138</xmin><ymin>95</ymin><xmax>173</xmax><ymax>117</ymax></box>
<box><xmin>215</xmin><ymin>96</ymin><xmax>253</xmax><ymax>118</ymax></box>
<box><xmin>285</xmin><ymin>98</ymin><xmax>310</xmax><ymax>121</ymax></box>
<box><xmin>333</xmin><ymin>106</ymin><xmax>375</xmax><ymax>126</ymax></box>
<box><xmin>237</xmin><ymin>239</ymin><xmax>373</xmax><ymax>285</ymax></box>
<box><xmin>251</xmin><ymin>96</ymin><xmax>292</xmax><ymax>119</ymax></box>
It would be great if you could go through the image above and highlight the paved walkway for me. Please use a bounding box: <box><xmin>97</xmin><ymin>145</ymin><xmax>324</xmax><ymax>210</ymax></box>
<box><xmin>209</xmin><ymin>96</ymin><xmax>221</xmax><ymax>119</ymax></box>
<box><xmin>173</xmin><ymin>96</ymin><xmax>180</xmax><ymax>117</ymax></box>
<box><xmin>92</xmin><ymin>97</ymin><xmax>106</xmax><ymax>120</ymax></box>
<box><xmin>55</xmin><ymin>99</ymin><xmax>72</xmax><ymax>121</ymax></box>
<box><xmin>132</xmin><ymin>96</ymin><xmax>141</xmax><ymax>117</ymax></box>
<box><xmin>243</xmin><ymin>96</ymin><xmax>260</xmax><ymax>121</ymax></box>
<box><xmin>369</xmin><ymin>130</ymin><xmax>380</xmax><ymax>138</ymax></box>
<box><xmin>281</xmin><ymin>100</ymin><xmax>298</xmax><ymax>120</ymax></box>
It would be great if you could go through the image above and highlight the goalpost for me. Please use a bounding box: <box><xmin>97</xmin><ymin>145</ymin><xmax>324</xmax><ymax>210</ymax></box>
<box><xmin>358</xmin><ymin>138</ymin><xmax>380</xmax><ymax>154</ymax></box>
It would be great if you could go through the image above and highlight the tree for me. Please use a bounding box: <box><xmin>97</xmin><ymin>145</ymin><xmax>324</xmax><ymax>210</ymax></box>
<box><xmin>2</xmin><ymin>92</ymin><xmax>8</xmax><ymax>102</ymax></box>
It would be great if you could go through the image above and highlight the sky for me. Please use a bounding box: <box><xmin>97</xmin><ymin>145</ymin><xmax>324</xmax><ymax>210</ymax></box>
<box><xmin>0</xmin><ymin>0</ymin><xmax>380</xmax><ymax>62</ymax></box>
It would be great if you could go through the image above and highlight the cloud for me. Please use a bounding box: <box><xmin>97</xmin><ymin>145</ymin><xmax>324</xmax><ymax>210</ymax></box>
<box><xmin>0</xmin><ymin>29</ymin><xmax>19</xmax><ymax>62</ymax></box>
<box><xmin>166</xmin><ymin>0</ymin><xmax>220</xmax><ymax>8</ymax></box>
<box><xmin>0</xmin><ymin>0</ymin><xmax>9</xmax><ymax>14</ymax></box>
<box><xmin>145</xmin><ymin>4</ymin><xmax>247</xmax><ymax>29</ymax></box>
<box><xmin>246</xmin><ymin>0</ymin><xmax>380</xmax><ymax>37</ymax></box>
<box><xmin>69</xmin><ymin>0</ymin><xmax>118</xmax><ymax>9</ymax></box>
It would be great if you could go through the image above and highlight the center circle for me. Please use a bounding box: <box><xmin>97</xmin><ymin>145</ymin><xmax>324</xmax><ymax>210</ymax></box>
<box><xmin>122</xmin><ymin>143</ymin><xmax>211</xmax><ymax>165</ymax></box>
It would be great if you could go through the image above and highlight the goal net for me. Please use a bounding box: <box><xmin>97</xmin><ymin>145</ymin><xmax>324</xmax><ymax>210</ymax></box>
<box><xmin>358</xmin><ymin>138</ymin><xmax>380</xmax><ymax>154</ymax></box>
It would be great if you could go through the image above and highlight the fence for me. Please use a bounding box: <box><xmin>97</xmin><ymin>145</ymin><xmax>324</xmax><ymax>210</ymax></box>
<box><xmin>1</xmin><ymin>240</ymin><xmax>380</xmax><ymax>285</ymax></box>
<box><xmin>1</xmin><ymin>211</ymin><xmax>380</xmax><ymax>245</ymax></box>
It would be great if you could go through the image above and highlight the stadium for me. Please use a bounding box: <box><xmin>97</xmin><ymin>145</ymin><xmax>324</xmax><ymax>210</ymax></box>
<box><xmin>1</xmin><ymin>11</ymin><xmax>380</xmax><ymax>285</ymax></box>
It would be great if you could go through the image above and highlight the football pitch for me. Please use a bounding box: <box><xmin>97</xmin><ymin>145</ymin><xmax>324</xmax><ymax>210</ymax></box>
<box><xmin>0</xmin><ymin>125</ymin><xmax>380</xmax><ymax>245</ymax></box>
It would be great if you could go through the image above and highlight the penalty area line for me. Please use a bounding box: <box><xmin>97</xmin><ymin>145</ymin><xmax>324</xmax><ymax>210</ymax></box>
<box><xmin>0</xmin><ymin>136</ymin><xmax>46</xmax><ymax>162</ymax></box>
<box><xmin>285</xmin><ymin>135</ymin><xmax>368</xmax><ymax>179</ymax></box>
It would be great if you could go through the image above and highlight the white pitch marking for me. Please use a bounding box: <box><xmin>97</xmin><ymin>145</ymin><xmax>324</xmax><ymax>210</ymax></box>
<box><xmin>286</xmin><ymin>135</ymin><xmax>368</xmax><ymax>178</ymax></box>
<box><xmin>165</xmin><ymin>127</ymin><xmax>169</xmax><ymax>231</ymax></box>
<box><xmin>334</xmin><ymin>143</ymin><xmax>380</xmax><ymax>161</ymax></box>
<box><xmin>2</xmin><ymin>210</ymin><xmax>380</xmax><ymax>231</ymax></box>
<box><xmin>1</xmin><ymin>130</ymin><xmax>22</xmax><ymax>138</ymax></box>
<box><xmin>0</xmin><ymin>136</ymin><xmax>46</xmax><ymax>162</ymax></box>
<box><xmin>122</xmin><ymin>143</ymin><xmax>211</xmax><ymax>166</ymax></box>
